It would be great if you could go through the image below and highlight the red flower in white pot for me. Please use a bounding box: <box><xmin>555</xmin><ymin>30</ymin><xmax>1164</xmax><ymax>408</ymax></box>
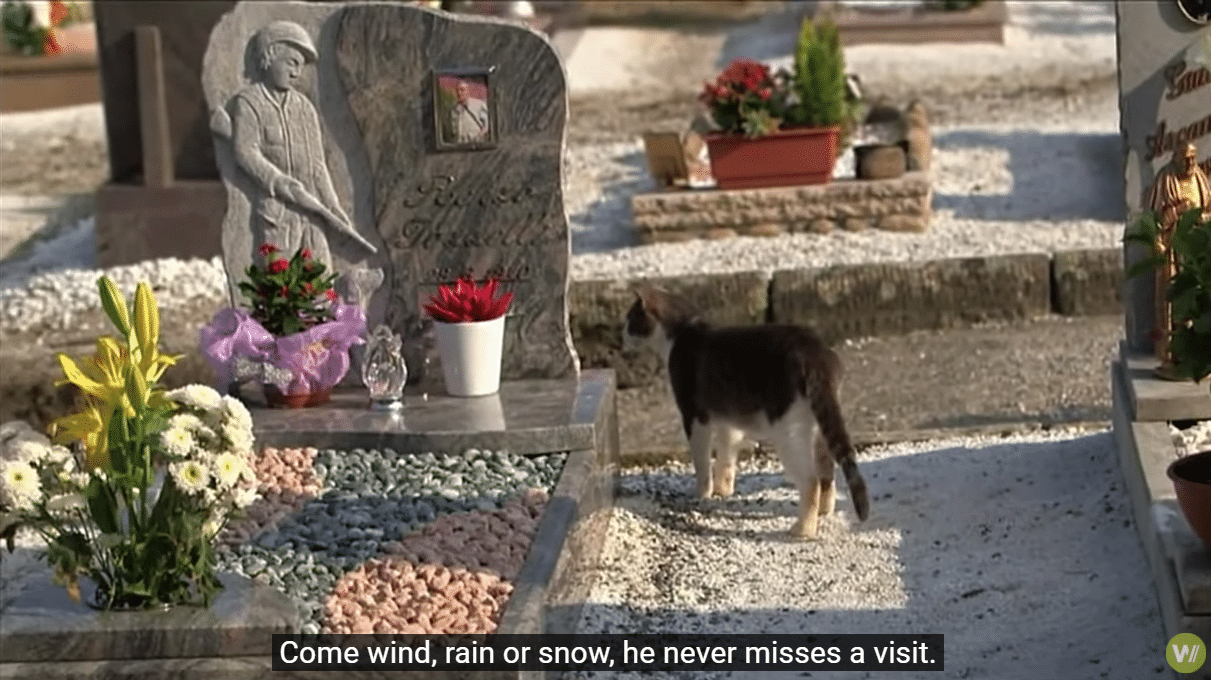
<box><xmin>424</xmin><ymin>276</ymin><xmax>513</xmax><ymax>397</ymax></box>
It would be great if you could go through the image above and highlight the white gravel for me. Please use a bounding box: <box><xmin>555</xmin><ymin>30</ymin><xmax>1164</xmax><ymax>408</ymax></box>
<box><xmin>567</xmin><ymin>427</ymin><xmax>1169</xmax><ymax>679</ymax></box>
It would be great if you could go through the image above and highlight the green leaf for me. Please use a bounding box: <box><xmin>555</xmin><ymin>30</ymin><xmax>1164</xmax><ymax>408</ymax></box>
<box><xmin>1125</xmin><ymin>254</ymin><xmax>1165</xmax><ymax>280</ymax></box>
<box><xmin>87</xmin><ymin>476</ymin><xmax>120</xmax><ymax>534</ymax></box>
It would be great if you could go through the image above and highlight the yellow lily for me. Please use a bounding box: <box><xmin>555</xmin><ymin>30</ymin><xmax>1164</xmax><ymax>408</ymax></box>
<box><xmin>130</xmin><ymin>282</ymin><xmax>180</xmax><ymax>385</ymax></box>
<box><xmin>97</xmin><ymin>276</ymin><xmax>132</xmax><ymax>337</ymax></box>
<box><xmin>57</xmin><ymin>338</ymin><xmax>135</xmax><ymax>419</ymax></box>
<box><xmin>49</xmin><ymin>401</ymin><xmax>110</xmax><ymax>470</ymax></box>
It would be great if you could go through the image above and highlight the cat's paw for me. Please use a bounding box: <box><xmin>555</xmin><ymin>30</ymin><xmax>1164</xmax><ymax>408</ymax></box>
<box><xmin>712</xmin><ymin>469</ymin><xmax>735</xmax><ymax>497</ymax></box>
<box><xmin>788</xmin><ymin>519</ymin><xmax>820</xmax><ymax>541</ymax></box>
<box><xmin>695</xmin><ymin>480</ymin><xmax>714</xmax><ymax>499</ymax></box>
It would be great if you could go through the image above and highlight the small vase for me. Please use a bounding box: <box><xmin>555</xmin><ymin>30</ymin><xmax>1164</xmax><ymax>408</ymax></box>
<box><xmin>433</xmin><ymin>316</ymin><xmax>505</xmax><ymax>397</ymax></box>
<box><xmin>362</xmin><ymin>324</ymin><xmax>408</xmax><ymax>409</ymax></box>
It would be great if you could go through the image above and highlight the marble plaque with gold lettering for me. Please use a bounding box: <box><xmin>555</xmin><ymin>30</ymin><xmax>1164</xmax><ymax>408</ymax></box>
<box><xmin>1115</xmin><ymin>0</ymin><xmax>1211</xmax><ymax>352</ymax></box>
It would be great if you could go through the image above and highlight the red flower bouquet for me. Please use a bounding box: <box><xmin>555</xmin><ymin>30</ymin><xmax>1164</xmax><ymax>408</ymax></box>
<box><xmin>199</xmin><ymin>243</ymin><xmax>366</xmax><ymax>406</ymax></box>
<box><xmin>424</xmin><ymin>276</ymin><xmax>513</xmax><ymax>324</ymax></box>
<box><xmin>239</xmin><ymin>244</ymin><xmax>339</xmax><ymax>336</ymax></box>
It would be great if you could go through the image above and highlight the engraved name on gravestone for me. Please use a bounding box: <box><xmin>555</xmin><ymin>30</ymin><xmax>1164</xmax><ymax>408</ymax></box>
<box><xmin>202</xmin><ymin>2</ymin><xmax>388</xmax><ymax>329</ymax></box>
<box><xmin>332</xmin><ymin>3</ymin><xmax>579</xmax><ymax>381</ymax></box>
<box><xmin>1116</xmin><ymin>0</ymin><xmax>1211</xmax><ymax>353</ymax></box>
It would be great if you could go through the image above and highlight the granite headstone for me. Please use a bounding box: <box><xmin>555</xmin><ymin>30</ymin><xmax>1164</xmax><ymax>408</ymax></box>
<box><xmin>202</xmin><ymin>0</ymin><xmax>578</xmax><ymax>384</ymax></box>
<box><xmin>1115</xmin><ymin>0</ymin><xmax>1211</xmax><ymax>353</ymax></box>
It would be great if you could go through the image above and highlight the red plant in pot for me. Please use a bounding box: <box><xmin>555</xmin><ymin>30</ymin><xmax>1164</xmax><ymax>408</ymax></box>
<box><xmin>424</xmin><ymin>276</ymin><xmax>513</xmax><ymax>323</ymax></box>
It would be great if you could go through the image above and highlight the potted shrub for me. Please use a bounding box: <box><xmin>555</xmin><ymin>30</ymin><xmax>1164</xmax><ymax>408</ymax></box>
<box><xmin>199</xmin><ymin>243</ymin><xmax>367</xmax><ymax>408</ymax></box>
<box><xmin>698</xmin><ymin>14</ymin><xmax>852</xmax><ymax>190</ymax></box>
<box><xmin>423</xmin><ymin>276</ymin><xmax>513</xmax><ymax>397</ymax></box>
<box><xmin>0</xmin><ymin>277</ymin><xmax>259</xmax><ymax>609</ymax></box>
<box><xmin>1125</xmin><ymin>206</ymin><xmax>1211</xmax><ymax>546</ymax></box>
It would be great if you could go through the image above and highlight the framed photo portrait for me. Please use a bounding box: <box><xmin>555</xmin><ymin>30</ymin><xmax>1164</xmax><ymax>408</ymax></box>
<box><xmin>433</xmin><ymin>67</ymin><xmax>497</xmax><ymax>151</ymax></box>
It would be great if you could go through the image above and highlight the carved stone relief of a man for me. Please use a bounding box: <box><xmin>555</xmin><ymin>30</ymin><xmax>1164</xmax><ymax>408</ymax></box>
<box><xmin>229</xmin><ymin>20</ymin><xmax>375</xmax><ymax>269</ymax></box>
<box><xmin>1147</xmin><ymin>141</ymin><xmax>1211</xmax><ymax>375</ymax></box>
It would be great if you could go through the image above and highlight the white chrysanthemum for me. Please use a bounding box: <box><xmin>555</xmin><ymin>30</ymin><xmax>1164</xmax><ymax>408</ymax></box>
<box><xmin>168</xmin><ymin>413</ymin><xmax>208</xmax><ymax>434</ymax></box>
<box><xmin>191</xmin><ymin>449</ymin><xmax>217</xmax><ymax>470</ymax></box>
<box><xmin>160</xmin><ymin>427</ymin><xmax>195</xmax><ymax>458</ymax></box>
<box><xmin>221</xmin><ymin>421</ymin><xmax>254</xmax><ymax>454</ymax></box>
<box><xmin>166</xmin><ymin>385</ymin><xmax>223</xmax><ymax>413</ymax></box>
<box><xmin>69</xmin><ymin>472</ymin><xmax>90</xmax><ymax>489</ymax></box>
<box><xmin>45</xmin><ymin>444</ymin><xmax>73</xmax><ymax>467</ymax></box>
<box><xmin>45</xmin><ymin>493</ymin><xmax>87</xmax><ymax>517</ymax></box>
<box><xmin>211</xmin><ymin>452</ymin><xmax>243</xmax><ymax>489</ymax></box>
<box><xmin>239</xmin><ymin>460</ymin><xmax>257</xmax><ymax>485</ymax></box>
<box><xmin>169</xmin><ymin>460</ymin><xmax>210</xmax><ymax>495</ymax></box>
<box><xmin>221</xmin><ymin>396</ymin><xmax>253</xmax><ymax>430</ymax></box>
<box><xmin>232</xmin><ymin>486</ymin><xmax>259</xmax><ymax>509</ymax></box>
<box><xmin>0</xmin><ymin>460</ymin><xmax>42</xmax><ymax>511</ymax></box>
<box><xmin>203</xmin><ymin>514</ymin><xmax>224</xmax><ymax>537</ymax></box>
<box><xmin>8</xmin><ymin>438</ymin><xmax>51</xmax><ymax>465</ymax></box>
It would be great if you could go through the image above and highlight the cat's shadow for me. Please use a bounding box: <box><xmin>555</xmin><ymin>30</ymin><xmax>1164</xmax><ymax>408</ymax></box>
<box><xmin>620</xmin><ymin>469</ymin><xmax>866</xmax><ymax>543</ymax></box>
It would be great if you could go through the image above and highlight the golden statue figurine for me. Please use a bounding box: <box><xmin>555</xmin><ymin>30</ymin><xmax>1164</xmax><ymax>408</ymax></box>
<box><xmin>1147</xmin><ymin>141</ymin><xmax>1211</xmax><ymax>379</ymax></box>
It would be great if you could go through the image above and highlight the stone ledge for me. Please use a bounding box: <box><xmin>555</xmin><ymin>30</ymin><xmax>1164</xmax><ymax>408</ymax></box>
<box><xmin>1120</xmin><ymin>343</ymin><xmax>1211</xmax><ymax>422</ymax></box>
<box><xmin>1112</xmin><ymin>361</ymin><xmax>1211</xmax><ymax>671</ymax></box>
<box><xmin>630</xmin><ymin>173</ymin><xmax>932</xmax><ymax>244</ymax></box>
<box><xmin>815</xmin><ymin>0</ymin><xmax>1008</xmax><ymax>46</ymax></box>
<box><xmin>768</xmin><ymin>253</ymin><xmax>1051</xmax><ymax>344</ymax></box>
<box><xmin>1051</xmin><ymin>248</ymin><xmax>1122</xmax><ymax>317</ymax></box>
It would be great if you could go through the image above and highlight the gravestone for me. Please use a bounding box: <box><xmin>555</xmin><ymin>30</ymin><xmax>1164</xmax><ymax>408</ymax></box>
<box><xmin>202</xmin><ymin>0</ymin><xmax>579</xmax><ymax>385</ymax></box>
<box><xmin>1115</xmin><ymin>0</ymin><xmax>1210</xmax><ymax>356</ymax></box>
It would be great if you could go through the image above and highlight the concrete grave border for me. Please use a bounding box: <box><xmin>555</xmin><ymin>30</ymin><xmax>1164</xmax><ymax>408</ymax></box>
<box><xmin>1111</xmin><ymin>357</ymin><xmax>1211</xmax><ymax>676</ymax></box>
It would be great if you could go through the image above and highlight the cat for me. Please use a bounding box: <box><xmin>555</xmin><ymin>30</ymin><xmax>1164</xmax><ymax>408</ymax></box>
<box><xmin>622</xmin><ymin>287</ymin><xmax>870</xmax><ymax>539</ymax></box>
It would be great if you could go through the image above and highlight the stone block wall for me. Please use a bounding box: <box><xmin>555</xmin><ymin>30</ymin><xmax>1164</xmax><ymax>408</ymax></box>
<box><xmin>630</xmin><ymin>172</ymin><xmax>932</xmax><ymax>244</ymax></box>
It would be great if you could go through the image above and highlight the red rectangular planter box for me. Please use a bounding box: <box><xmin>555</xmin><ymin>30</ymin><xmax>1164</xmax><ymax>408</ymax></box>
<box><xmin>704</xmin><ymin>125</ymin><xmax>840</xmax><ymax>190</ymax></box>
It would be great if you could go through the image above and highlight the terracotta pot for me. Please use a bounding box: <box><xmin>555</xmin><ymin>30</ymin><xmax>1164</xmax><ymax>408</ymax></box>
<box><xmin>264</xmin><ymin>384</ymin><xmax>333</xmax><ymax>409</ymax></box>
<box><xmin>704</xmin><ymin>125</ymin><xmax>840</xmax><ymax>190</ymax></box>
<box><xmin>1168</xmin><ymin>449</ymin><xmax>1211</xmax><ymax>547</ymax></box>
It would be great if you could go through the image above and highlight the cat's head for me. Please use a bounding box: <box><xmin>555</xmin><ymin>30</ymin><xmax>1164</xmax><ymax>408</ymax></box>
<box><xmin>622</xmin><ymin>287</ymin><xmax>699</xmax><ymax>355</ymax></box>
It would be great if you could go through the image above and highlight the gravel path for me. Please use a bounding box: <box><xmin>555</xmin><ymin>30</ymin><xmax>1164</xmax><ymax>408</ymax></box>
<box><xmin>567</xmin><ymin>427</ymin><xmax>1169</xmax><ymax>679</ymax></box>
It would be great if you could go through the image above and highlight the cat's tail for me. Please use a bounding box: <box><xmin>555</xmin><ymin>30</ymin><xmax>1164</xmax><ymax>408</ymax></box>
<box><xmin>809</xmin><ymin>367</ymin><xmax>870</xmax><ymax>522</ymax></box>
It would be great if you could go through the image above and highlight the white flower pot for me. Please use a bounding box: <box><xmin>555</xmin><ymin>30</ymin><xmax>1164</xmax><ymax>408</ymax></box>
<box><xmin>433</xmin><ymin>316</ymin><xmax>505</xmax><ymax>397</ymax></box>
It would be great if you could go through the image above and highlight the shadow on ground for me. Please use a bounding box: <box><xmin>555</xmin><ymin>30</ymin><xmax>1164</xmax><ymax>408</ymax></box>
<box><xmin>567</xmin><ymin>147</ymin><xmax>650</xmax><ymax>255</ymax></box>
<box><xmin>1013</xmin><ymin>1</ymin><xmax>1115</xmax><ymax>39</ymax></box>
<box><xmin>559</xmin><ymin>432</ymin><xmax>1165</xmax><ymax>679</ymax></box>
<box><xmin>931</xmin><ymin>129</ymin><xmax>1124</xmax><ymax>223</ymax></box>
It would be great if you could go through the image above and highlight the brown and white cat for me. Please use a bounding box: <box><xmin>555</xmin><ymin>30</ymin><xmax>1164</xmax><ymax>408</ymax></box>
<box><xmin>622</xmin><ymin>287</ymin><xmax>870</xmax><ymax>539</ymax></box>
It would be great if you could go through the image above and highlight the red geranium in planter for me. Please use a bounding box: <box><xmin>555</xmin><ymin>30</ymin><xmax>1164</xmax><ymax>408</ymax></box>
<box><xmin>697</xmin><ymin>15</ymin><xmax>856</xmax><ymax>190</ymax></box>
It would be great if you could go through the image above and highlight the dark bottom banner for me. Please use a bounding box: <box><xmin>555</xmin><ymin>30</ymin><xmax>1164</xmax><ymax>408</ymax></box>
<box><xmin>272</xmin><ymin>633</ymin><xmax>944</xmax><ymax>672</ymax></box>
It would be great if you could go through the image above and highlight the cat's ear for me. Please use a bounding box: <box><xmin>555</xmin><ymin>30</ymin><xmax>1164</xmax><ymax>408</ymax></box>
<box><xmin>634</xmin><ymin>287</ymin><xmax>668</xmax><ymax>318</ymax></box>
<box><xmin>634</xmin><ymin>287</ymin><xmax>656</xmax><ymax>310</ymax></box>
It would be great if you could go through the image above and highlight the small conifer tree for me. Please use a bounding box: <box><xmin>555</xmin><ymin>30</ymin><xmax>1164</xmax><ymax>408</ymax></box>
<box><xmin>784</xmin><ymin>15</ymin><xmax>848</xmax><ymax>128</ymax></box>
